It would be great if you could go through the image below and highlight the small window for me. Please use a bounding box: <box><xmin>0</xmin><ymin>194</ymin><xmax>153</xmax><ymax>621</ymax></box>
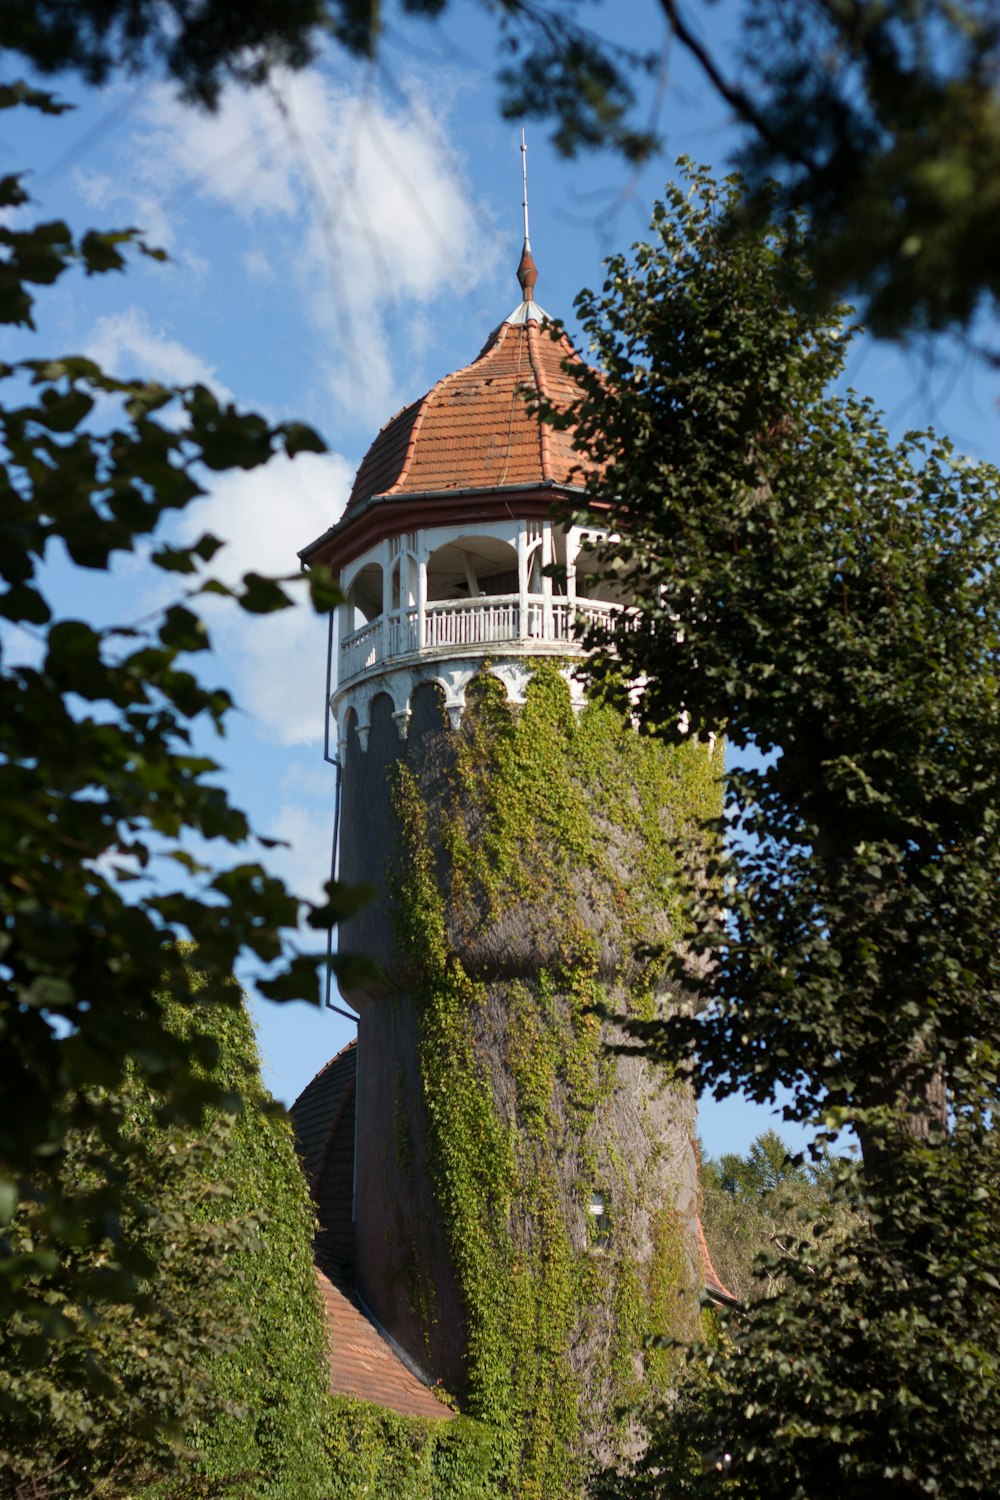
<box><xmin>588</xmin><ymin>1190</ymin><xmax>611</xmax><ymax>1251</ymax></box>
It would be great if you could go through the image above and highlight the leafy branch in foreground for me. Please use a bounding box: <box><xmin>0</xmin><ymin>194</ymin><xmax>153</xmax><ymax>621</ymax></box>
<box><xmin>7</xmin><ymin>0</ymin><xmax>998</xmax><ymax>341</ymax></box>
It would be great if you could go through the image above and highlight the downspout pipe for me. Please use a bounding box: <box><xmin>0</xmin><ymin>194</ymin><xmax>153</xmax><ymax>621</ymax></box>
<box><xmin>311</xmin><ymin>561</ymin><xmax>358</xmax><ymax>1025</ymax></box>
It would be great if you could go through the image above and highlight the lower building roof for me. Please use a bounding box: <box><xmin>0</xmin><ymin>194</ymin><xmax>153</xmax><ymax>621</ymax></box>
<box><xmin>315</xmin><ymin>1268</ymin><xmax>455</xmax><ymax>1423</ymax></box>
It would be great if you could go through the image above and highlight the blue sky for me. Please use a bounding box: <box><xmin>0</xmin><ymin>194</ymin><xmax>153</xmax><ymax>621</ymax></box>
<box><xmin>5</xmin><ymin>0</ymin><xmax>998</xmax><ymax>1160</ymax></box>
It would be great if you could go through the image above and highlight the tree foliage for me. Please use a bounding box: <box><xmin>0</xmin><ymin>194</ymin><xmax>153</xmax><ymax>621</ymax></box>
<box><xmin>172</xmin><ymin>993</ymin><xmax>332</xmax><ymax>1498</ymax></box>
<box><xmin>323</xmin><ymin>1398</ymin><xmax>502</xmax><ymax>1500</ymax></box>
<box><xmin>4</xmin><ymin>1</ymin><xmax>997</xmax><ymax>337</ymax></box>
<box><xmin>729</xmin><ymin>0</ymin><xmax>1000</xmax><ymax>338</ymax></box>
<box><xmin>1</xmin><ymin>1102</ymin><xmax>254</xmax><ymax>1497</ymax></box>
<box><xmin>552</xmin><ymin>165</ymin><xmax>1000</xmax><ymax>1495</ymax></box>
<box><xmin>603</xmin><ymin>1123</ymin><xmax>1000</xmax><ymax>1500</ymax></box>
<box><xmin>558</xmin><ymin>163</ymin><xmax>1000</xmax><ymax>1157</ymax></box>
<box><xmin>700</xmin><ymin>1130</ymin><xmax>857</xmax><ymax>1305</ymax></box>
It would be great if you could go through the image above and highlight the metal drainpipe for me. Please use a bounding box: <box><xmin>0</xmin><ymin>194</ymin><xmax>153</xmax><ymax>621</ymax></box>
<box><xmin>320</xmin><ymin>580</ymin><xmax>358</xmax><ymax>1024</ymax></box>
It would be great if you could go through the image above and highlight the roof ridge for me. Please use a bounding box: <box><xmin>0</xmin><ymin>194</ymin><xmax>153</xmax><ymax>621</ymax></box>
<box><xmin>494</xmin><ymin>321</ymin><xmax>530</xmax><ymax>490</ymax></box>
<box><xmin>293</xmin><ymin>1036</ymin><xmax>357</xmax><ymax>1099</ymax></box>
<box><xmin>383</xmin><ymin>388</ymin><xmax>433</xmax><ymax>497</ymax></box>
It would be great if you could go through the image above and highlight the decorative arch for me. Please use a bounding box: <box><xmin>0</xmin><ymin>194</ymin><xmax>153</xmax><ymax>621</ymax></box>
<box><xmin>346</xmin><ymin>561</ymin><xmax>384</xmax><ymax>625</ymax></box>
<box><xmin>338</xmin><ymin>655</ymin><xmax>589</xmax><ymax>752</ymax></box>
<box><xmin>426</xmin><ymin>535</ymin><xmax>518</xmax><ymax>602</ymax></box>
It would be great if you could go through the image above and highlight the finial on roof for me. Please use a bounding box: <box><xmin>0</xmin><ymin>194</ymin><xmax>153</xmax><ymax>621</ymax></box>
<box><xmin>517</xmin><ymin>127</ymin><xmax>538</xmax><ymax>303</ymax></box>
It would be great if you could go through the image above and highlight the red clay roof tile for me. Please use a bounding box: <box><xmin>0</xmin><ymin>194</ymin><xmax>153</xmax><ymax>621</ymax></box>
<box><xmin>289</xmin><ymin>1039</ymin><xmax>357</xmax><ymax>1192</ymax></box>
<box><xmin>345</xmin><ymin>316</ymin><xmax>597</xmax><ymax>515</ymax></box>
<box><xmin>315</xmin><ymin>1268</ymin><xmax>455</xmax><ymax>1423</ymax></box>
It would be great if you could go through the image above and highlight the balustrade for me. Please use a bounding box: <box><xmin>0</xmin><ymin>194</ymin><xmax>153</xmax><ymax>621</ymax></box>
<box><xmin>339</xmin><ymin>595</ymin><xmax>622</xmax><ymax>686</ymax></box>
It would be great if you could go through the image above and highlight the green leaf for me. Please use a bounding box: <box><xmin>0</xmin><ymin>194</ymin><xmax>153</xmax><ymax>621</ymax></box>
<box><xmin>306</xmin><ymin>882</ymin><xmax>375</xmax><ymax>927</ymax></box>
<box><xmin>80</xmin><ymin>228</ymin><xmax>135</xmax><ymax>276</ymax></box>
<box><xmin>0</xmin><ymin>582</ymin><xmax>51</xmax><ymax>624</ymax></box>
<box><xmin>236</xmin><ymin>573</ymin><xmax>295</xmax><ymax>614</ymax></box>
<box><xmin>0</xmin><ymin>1178</ymin><xmax>17</xmax><ymax>1225</ymax></box>
<box><xmin>307</xmin><ymin>567</ymin><xmax>343</xmax><ymax>612</ymax></box>
<box><xmin>282</xmin><ymin>420</ymin><xmax>327</xmax><ymax>456</ymax></box>
<box><xmin>159</xmin><ymin>605</ymin><xmax>209</xmax><ymax>652</ymax></box>
<box><xmin>0</xmin><ymin>81</ymin><xmax>72</xmax><ymax>115</ymax></box>
<box><xmin>255</xmin><ymin>955</ymin><xmax>321</xmax><ymax>1004</ymax></box>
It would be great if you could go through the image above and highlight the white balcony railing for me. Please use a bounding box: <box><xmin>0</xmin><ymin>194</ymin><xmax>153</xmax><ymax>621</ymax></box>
<box><xmin>339</xmin><ymin>595</ymin><xmax>623</xmax><ymax>688</ymax></box>
<box><xmin>425</xmin><ymin>595</ymin><xmax>519</xmax><ymax>649</ymax></box>
<box><xmin>340</xmin><ymin>618</ymin><xmax>381</xmax><ymax>682</ymax></box>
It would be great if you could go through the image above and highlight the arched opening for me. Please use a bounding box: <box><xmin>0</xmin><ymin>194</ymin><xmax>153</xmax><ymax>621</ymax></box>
<box><xmin>550</xmin><ymin>526</ymin><xmax>571</xmax><ymax>595</ymax></box>
<box><xmin>388</xmin><ymin>551</ymin><xmax>418</xmax><ymax>658</ymax></box>
<box><xmin>346</xmin><ymin>563</ymin><xmax>383</xmax><ymax>627</ymax></box>
<box><xmin>526</xmin><ymin>541</ymin><xmax>545</xmax><ymax>595</ymax></box>
<box><xmin>425</xmin><ymin>535</ymin><xmax>520</xmax><ymax>650</ymax></box>
<box><xmin>341</xmin><ymin>563</ymin><xmax>384</xmax><ymax>683</ymax></box>
<box><xmin>523</xmin><ymin>521</ymin><xmax>548</xmax><ymax>639</ymax></box>
<box><xmin>426</xmin><ymin>536</ymin><xmax>519</xmax><ymax>601</ymax></box>
<box><xmin>574</xmin><ymin>532</ymin><xmax>635</xmax><ymax>607</ymax></box>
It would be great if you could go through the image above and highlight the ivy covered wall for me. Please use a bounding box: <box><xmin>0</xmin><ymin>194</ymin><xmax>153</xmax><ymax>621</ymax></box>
<box><xmin>324</xmin><ymin>1399</ymin><xmax>502</xmax><ymax>1500</ymax></box>
<box><xmin>0</xmin><ymin>980</ymin><xmax>333</xmax><ymax>1499</ymax></box>
<box><xmin>340</xmin><ymin>663</ymin><xmax>722</xmax><ymax>1498</ymax></box>
<box><xmin>175</xmin><ymin>997</ymin><xmax>333</xmax><ymax>1497</ymax></box>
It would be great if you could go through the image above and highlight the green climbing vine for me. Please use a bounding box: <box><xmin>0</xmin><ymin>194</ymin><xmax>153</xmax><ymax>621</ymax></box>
<box><xmin>323</xmin><ymin>1399</ymin><xmax>501</xmax><ymax>1500</ymax></box>
<box><xmin>390</xmin><ymin>663</ymin><xmax>722</xmax><ymax>1498</ymax></box>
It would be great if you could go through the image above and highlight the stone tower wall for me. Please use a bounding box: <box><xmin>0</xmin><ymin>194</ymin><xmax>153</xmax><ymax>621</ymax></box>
<box><xmin>338</xmin><ymin>664</ymin><xmax>722</xmax><ymax>1493</ymax></box>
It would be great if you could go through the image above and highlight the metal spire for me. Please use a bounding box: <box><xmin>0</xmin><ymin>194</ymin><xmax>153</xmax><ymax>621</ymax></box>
<box><xmin>516</xmin><ymin>126</ymin><xmax>539</xmax><ymax>304</ymax></box>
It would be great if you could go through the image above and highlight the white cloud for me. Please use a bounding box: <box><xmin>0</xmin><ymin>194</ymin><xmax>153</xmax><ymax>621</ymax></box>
<box><xmin>80</xmin><ymin>308</ymin><xmax>352</xmax><ymax>748</ymax></box>
<box><xmin>86</xmin><ymin>307</ymin><xmax>233</xmax><ymax>397</ymax></box>
<box><xmin>110</xmin><ymin>66</ymin><xmax>501</xmax><ymax>422</ymax></box>
<box><xmin>282</xmin><ymin>758</ymin><xmax>337</xmax><ymax>801</ymax></box>
<box><xmin>71</xmin><ymin>66</ymin><xmax>501</xmax><ymax>757</ymax></box>
<box><xmin>75</xmin><ymin>167</ymin><xmax>195</xmax><ymax>268</ymax></box>
<box><xmin>242</xmin><ymin>247</ymin><xmax>274</xmax><ymax>282</ymax></box>
<box><xmin>265</xmin><ymin>797</ymin><xmax>336</xmax><ymax>905</ymax></box>
<box><xmin>175</xmin><ymin>447</ymin><xmax>353</xmax><ymax>746</ymax></box>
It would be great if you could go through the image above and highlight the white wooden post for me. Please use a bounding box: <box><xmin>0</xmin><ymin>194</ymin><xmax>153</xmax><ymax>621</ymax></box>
<box><xmin>417</xmin><ymin>543</ymin><xmax>428</xmax><ymax>653</ymax></box>
<box><xmin>381</xmin><ymin>541</ymin><xmax>391</xmax><ymax>664</ymax></box>
<box><xmin>542</xmin><ymin>521</ymin><xmax>553</xmax><ymax>641</ymax></box>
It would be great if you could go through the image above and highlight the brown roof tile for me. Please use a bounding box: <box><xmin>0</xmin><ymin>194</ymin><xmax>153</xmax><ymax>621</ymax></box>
<box><xmin>289</xmin><ymin>1039</ymin><xmax>357</xmax><ymax>1192</ymax></box>
<box><xmin>345</xmin><ymin>317</ymin><xmax>596</xmax><ymax>515</ymax></box>
<box><xmin>316</xmin><ymin>1268</ymin><xmax>455</xmax><ymax>1423</ymax></box>
<box><xmin>698</xmin><ymin>1214</ymin><xmax>739</xmax><ymax>1306</ymax></box>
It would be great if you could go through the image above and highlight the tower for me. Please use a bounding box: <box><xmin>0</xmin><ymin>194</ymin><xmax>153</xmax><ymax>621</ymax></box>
<box><xmin>299</xmin><ymin>217</ymin><xmax>723</xmax><ymax>1494</ymax></box>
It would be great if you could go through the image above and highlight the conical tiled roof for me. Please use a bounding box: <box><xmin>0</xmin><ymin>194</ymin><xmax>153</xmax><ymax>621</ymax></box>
<box><xmin>344</xmin><ymin>311</ymin><xmax>595</xmax><ymax>517</ymax></box>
